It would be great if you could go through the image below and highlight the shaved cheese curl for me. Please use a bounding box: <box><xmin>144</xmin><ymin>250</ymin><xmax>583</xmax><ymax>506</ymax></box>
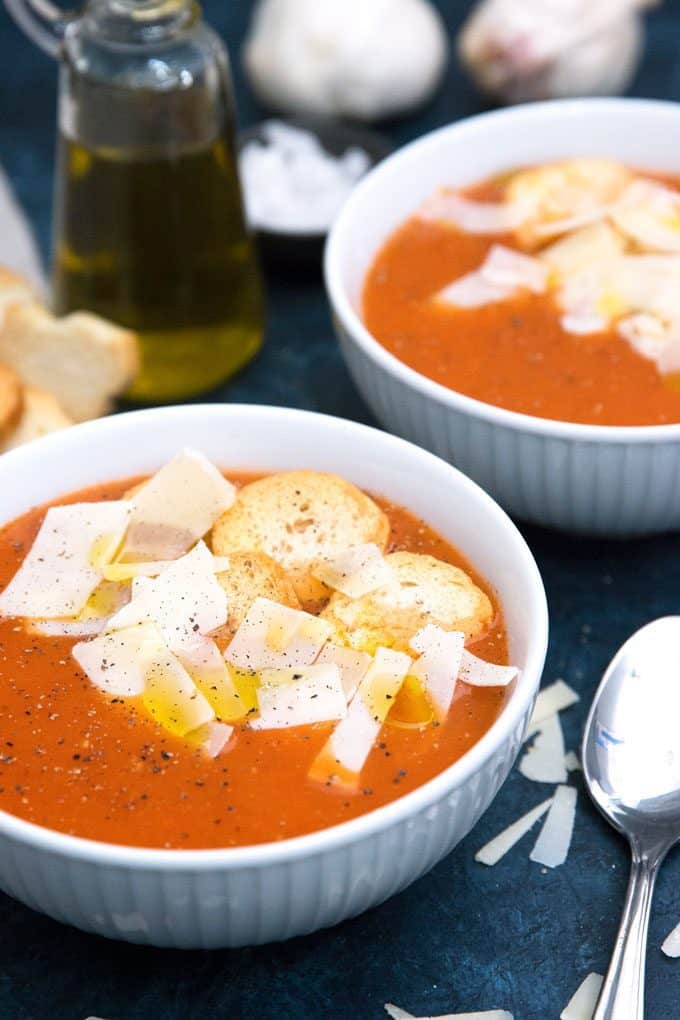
<box><xmin>311</xmin><ymin>647</ymin><xmax>411</xmax><ymax>785</ymax></box>
<box><xmin>475</xmin><ymin>797</ymin><xmax>554</xmax><ymax>866</ymax></box>
<box><xmin>0</xmin><ymin>501</ymin><xmax>130</xmax><ymax>619</ymax></box>
<box><xmin>530</xmin><ymin>784</ymin><xmax>577</xmax><ymax>868</ymax></box>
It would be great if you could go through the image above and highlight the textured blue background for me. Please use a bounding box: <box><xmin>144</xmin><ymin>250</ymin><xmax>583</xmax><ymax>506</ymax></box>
<box><xmin>3</xmin><ymin>2</ymin><xmax>680</xmax><ymax>1018</ymax></box>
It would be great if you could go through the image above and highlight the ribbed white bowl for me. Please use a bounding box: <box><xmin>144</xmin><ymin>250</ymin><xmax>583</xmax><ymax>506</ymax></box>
<box><xmin>0</xmin><ymin>405</ymin><xmax>547</xmax><ymax>948</ymax></box>
<box><xmin>326</xmin><ymin>98</ymin><xmax>680</xmax><ymax>536</ymax></box>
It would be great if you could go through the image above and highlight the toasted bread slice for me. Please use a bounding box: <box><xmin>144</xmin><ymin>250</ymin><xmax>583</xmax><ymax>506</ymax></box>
<box><xmin>0</xmin><ymin>363</ymin><xmax>23</xmax><ymax>439</ymax></box>
<box><xmin>507</xmin><ymin>159</ymin><xmax>632</xmax><ymax>250</ymax></box>
<box><xmin>1</xmin><ymin>385</ymin><xmax>72</xmax><ymax>452</ymax></box>
<box><xmin>0</xmin><ymin>304</ymin><xmax>139</xmax><ymax>421</ymax></box>
<box><xmin>214</xmin><ymin>551</ymin><xmax>301</xmax><ymax>641</ymax></box>
<box><xmin>211</xmin><ymin>470</ymin><xmax>390</xmax><ymax>607</ymax></box>
<box><xmin>321</xmin><ymin>551</ymin><xmax>493</xmax><ymax>655</ymax></box>
<box><xmin>0</xmin><ymin>268</ymin><xmax>36</xmax><ymax>326</ymax></box>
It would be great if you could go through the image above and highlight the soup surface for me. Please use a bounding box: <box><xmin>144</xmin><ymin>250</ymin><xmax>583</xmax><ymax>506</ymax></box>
<box><xmin>0</xmin><ymin>475</ymin><xmax>508</xmax><ymax>849</ymax></box>
<box><xmin>363</xmin><ymin>172</ymin><xmax>680</xmax><ymax>426</ymax></box>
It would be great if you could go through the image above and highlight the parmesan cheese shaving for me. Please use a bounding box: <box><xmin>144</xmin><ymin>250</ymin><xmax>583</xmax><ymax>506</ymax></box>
<box><xmin>103</xmin><ymin>554</ymin><xmax>230</xmax><ymax>582</ymax></box>
<box><xmin>311</xmin><ymin>647</ymin><xmax>411</xmax><ymax>782</ymax></box>
<box><xmin>560</xmin><ymin>313</ymin><xmax>608</xmax><ymax>336</ymax></box>
<box><xmin>225</xmin><ymin>596</ymin><xmax>332</xmax><ymax>671</ymax></box>
<box><xmin>519</xmin><ymin>714</ymin><xmax>567</xmax><ymax>784</ymax></box>
<box><xmin>459</xmin><ymin>649</ymin><xmax>518</xmax><ymax>687</ymax></box>
<box><xmin>418</xmin><ymin>189</ymin><xmax>526</xmax><ymax>234</ymax></box>
<box><xmin>617</xmin><ymin>311</ymin><xmax>669</xmax><ymax>361</ymax></box>
<box><xmin>0</xmin><ymin>501</ymin><xmax>131</xmax><ymax>620</ymax></box>
<box><xmin>531</xmin><ymin>208</ymin><xmax>610</xmax><ymax>241</ymax></box>
<box><xmin>311</xmin><ymin>543</ymin><xmax>394</xmax><ymax>598</ymax></box>
<box><xmin>385</xmin><ymin>1005</ymin><xmax>513</xmax><ymax>1020</ymax></box>
<box><xmin>107</xmin><ymin>541</ymin><xmax>228</xmax><ymax>648</ymax></box>
<box><xmin>526</xmin><ymin>680</ymin><xmax>580</xmax><ymax>738</ymax></box>
<box><xmin>249</xmin><ymin>663</ymin><xmax>347</xmax><ymax>730</ymax></box>
<box><xmin>27</xmin><ymin>579</ymin><xmax>132</xmax><ymax>637</ymax></box>
<box><xmin>506</xmin><ymin>159</ymin><xmax>631</xmax><ymax>248</ymax></box>
<box><xmin>662</xmin><ymin>919</ymin><xmax>680</xmax><ymax>958</ymax></box>
<box><xmin>174</xmin><ymin>634</ymin><xmax>246</xmax><ymax>723</ymax></box>
<box><xmin>143</xmin><ymin>648</ymin><xmax>215</xmax><ymax>737</ymax></box>
<box><xmin>73</xmin><ymin>622</ymin><xmax>170</xmax><ymax>697</ymax></box>
<box><xmin>409</xmin><ymin>624</ymin><xmax>465</xmax><ymax>720</ymax></box>
<box><xmin>316</xmin><ymin>643</ymin><xmax>371</xmax><ymax>700</ymax></box>
<box><xmin>560</xmin><ymin>972</ymin><xmax>603</xmax><ymax>1020</ymax></box>
<box><xmin>530</xmin><ymin>784</ymin><xmax>577</xmax><ymax>868</ymax></box>
<box><xmin>187</xmin><ymin>720</ymin><xmax>234</xmax><ymax>758</ymax></box>
<box><xmin>435</xmin><ymin>244</ymin><xmax>546</xmax><ymax>309</ymax></box>
<box><xmin>540</xmin><ymin>221</ymin><xmax>625</xmax><ymax>279</ymax></box>
<box><xmin>475</xmin><ymin>797</ymin><xmax>554</xmax><ymax>866</ymax></box>
<box><xmin>119</xmin><ymin>448</ymin><xmax>236</xmax><ymax>563</ymax></box>
<box><xmin>481</xmin><ymin>244</ymin><xmax>548</xmax><ymax>294</ymax></box>
<box><xmin>610</xmin><ymin>179</ymin><xmax>680</xmax><ymax>254</ymax></box>
<box><xmin>617</xmin><ymin>312</ymin><xmax>680</xmax><ymax>376</ymax></box>
<box><xmin>435</xmin><ymin>272</ymin><xmax>515</xmax><ymax>309</ymax></box>
<box><xmin>557</xmin><ymin>255</ymin><xmax>680</xmax><ymax>340</ymax></box>
<box><xmin>27</xmin><ymin>617</ymin><xmax>110</xmax><ymax>638</ymax></box>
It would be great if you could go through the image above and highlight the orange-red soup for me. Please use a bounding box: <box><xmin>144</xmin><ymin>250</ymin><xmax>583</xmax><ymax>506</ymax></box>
<box><xmin>363</xmin><ymin>175</ymin><xmax>680</xmax><ymax>426</ymax></box>
<box><xmin>0</xmin><ymin>476</ymin><xmax>508</xmax><ymax>850</ymax></box>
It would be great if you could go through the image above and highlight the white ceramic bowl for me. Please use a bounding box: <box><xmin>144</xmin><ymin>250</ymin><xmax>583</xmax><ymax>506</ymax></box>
<box><xmin>0</xmin><ymin>404</ymin><xmax>547</xmax><ymax>948</ymax></box>
<box><xmin>326</xmin><ymin>98</ymin><xmax>680</xmax><ymax>536</ymax></box>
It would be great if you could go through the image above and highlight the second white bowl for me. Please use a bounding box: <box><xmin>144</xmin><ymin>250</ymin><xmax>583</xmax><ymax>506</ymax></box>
<box><xmin>326</xmin><ymin>98</ymin><xmax>680</xmax><ymax>536</ymax></box>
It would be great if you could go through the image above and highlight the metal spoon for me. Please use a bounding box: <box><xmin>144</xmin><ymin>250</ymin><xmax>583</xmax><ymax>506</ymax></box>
<box><xmin>582</xmin><ymin>617</ymin><xmax>680</xmax><ymax>1020</ymax></box>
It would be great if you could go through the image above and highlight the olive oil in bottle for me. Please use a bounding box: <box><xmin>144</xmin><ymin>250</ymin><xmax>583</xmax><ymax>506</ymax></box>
<box><xmin>49</xmin><ymin>0</ymin><xmax>264</xmax><ymax>401</ymax></box>
<box><xmin>54</xmin><ymin>133</ymin><xmax>264</xmax><ymax>401</ymax></box>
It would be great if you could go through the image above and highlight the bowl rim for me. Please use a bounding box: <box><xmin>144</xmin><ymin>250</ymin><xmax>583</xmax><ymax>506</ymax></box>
<box><xmin>0</xmin><ymin>404</ymin><xmax>548</xmax><ymax>870</ymax></box>
<box><xmin>324</xmin><ymin>96</ymin><xmax>680</xmax><ymax>444</ymax></box>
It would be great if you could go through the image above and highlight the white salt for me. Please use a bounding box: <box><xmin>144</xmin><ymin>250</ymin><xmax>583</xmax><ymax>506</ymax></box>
<box><xmin>239</xmin><ymin>120</ymin><xmax>371</xmax><ymax>234</ymax></box>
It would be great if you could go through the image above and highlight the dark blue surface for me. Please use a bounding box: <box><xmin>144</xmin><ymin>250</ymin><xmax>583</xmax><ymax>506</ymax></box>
<box><xmin>3</xmin><ymin>2</ymin><xmax>680</xmax><ymax>1018</ymax></box>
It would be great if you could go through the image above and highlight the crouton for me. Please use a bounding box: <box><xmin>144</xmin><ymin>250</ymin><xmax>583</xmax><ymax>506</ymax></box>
<box><xmin>0</xmin><ymin>268</ymin><xmax>35</xmax><ymax>326</ymax></box>
<box><xmin>0</xmin><ymin>363</ymin><xmax>23</xmax><ymax>440</ymax></box>
<box><xmin>507</xmin><ymin>159</ymin><xmax>632</xmax><ymax>250</ymax></box>
<box><xmin>321</xmin><ymin>551</ymin><xmax>493</xmax><ymax>654</ymax></box>
<box><xmin>213</xmin><ymin>551</ymin><xmax>301</xmax><ymax>643</ymax></box>
<box><xmin>211</xmin><ymin>470</ymin><xmax>390</xmax><ymax>608</ymax></box>
<box><xmin>0</xmin><ymin>304</ymin><xmax>139</xmax><ymax>421</ymax></box>
<box><xmin>0</xmin><ymin>385</ymin><xmax>72</xmax><ymax>452</ymax></box>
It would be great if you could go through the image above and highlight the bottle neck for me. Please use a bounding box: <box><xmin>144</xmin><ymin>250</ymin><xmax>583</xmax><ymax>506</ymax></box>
<box><xmin>82</xmin><ymin>0</ymin><xmax>198</xmax><ymax>46</ymax></box>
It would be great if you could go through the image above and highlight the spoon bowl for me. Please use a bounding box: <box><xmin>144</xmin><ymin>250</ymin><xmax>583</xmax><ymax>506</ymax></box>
<box><xmin>582</xmin><ymin>617</ymin><xmax>680</xmax><ymax>1020</ymax></box>
<box><xmin>583</xmin><ymin>616</ymin><xmax>680</xmax><ymax>838</ymax></box>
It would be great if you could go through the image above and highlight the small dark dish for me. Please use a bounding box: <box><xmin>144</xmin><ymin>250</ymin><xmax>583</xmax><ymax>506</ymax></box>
<box><xmin>238</xmin><ymin>117</ymin><xmax>393</xmax><ymax>265</ymax></box>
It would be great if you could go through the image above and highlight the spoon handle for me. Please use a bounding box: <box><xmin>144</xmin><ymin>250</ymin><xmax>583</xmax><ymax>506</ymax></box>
<box><xmin>593</xmin><ymin>847</ymin><xmax>664</xmax><ymax>1020</ymax></box>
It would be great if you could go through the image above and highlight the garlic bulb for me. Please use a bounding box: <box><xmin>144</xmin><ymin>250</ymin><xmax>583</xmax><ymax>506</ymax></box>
<box><xmin>243</xmin><ymin>0</ymin><xmax>448</xmax><ymax>123</ymax></box>
<box><xmin>458</xmin><ymin>0</ymin><xmax>658</xmax><ymax>105</ymax></box>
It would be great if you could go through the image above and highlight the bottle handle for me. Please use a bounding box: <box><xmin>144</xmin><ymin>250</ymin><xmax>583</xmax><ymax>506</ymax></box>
<box><xmin>4</xmin><ymin>0</ymin><xmax>78</xmax><ymax>57</ymax></box>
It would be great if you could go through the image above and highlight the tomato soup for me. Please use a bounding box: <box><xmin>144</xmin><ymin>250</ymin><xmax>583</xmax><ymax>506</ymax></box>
<box><xmin>0</xmin><ymin>476</ymin><xmax>508</xmax><ymax>850</ymax></box>
<box><xmin>363</xmin><ymin>171</ymin><xmax>680</xmax><ymax>427</ymax></box>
